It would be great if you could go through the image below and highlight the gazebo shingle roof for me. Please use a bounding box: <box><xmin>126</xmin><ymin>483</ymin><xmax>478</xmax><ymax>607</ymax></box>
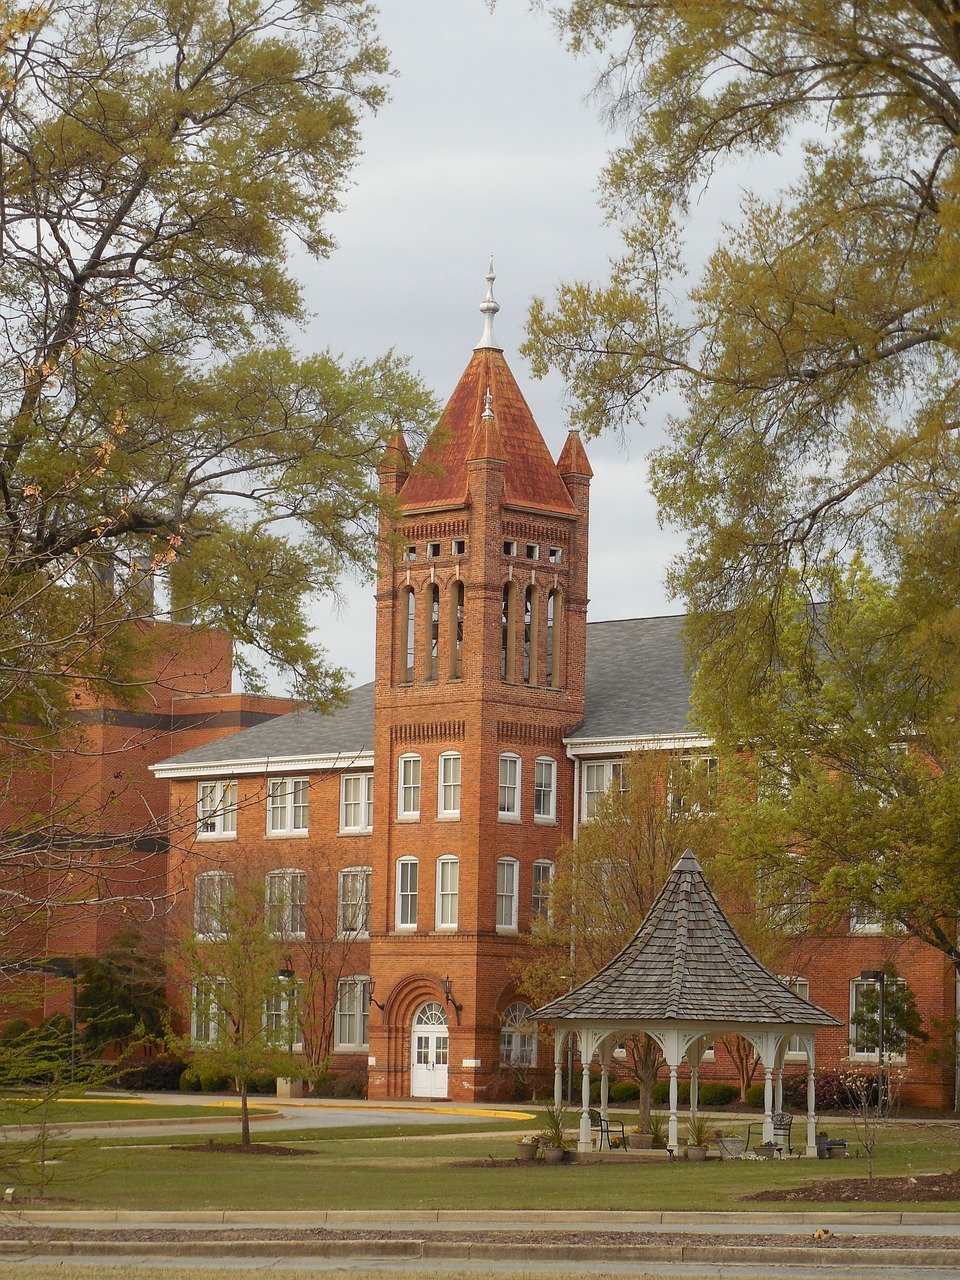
<box><xmin>537</xmin><ymin>850</ymin><xmax>839</xmax><ymax>1028</ymax></box>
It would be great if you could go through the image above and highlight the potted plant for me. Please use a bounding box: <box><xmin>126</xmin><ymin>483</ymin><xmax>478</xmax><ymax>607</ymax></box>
<box><xmin>538</xmin><ymin>1099</ymin><xmax>572</xmax><ymax>1164</ymax></box>
<box><xmin>627</xmin><ymin>1124</ymin><xmax>653</xmax><ymax>1150</ymax></box>
<box><xmin>685</xmin><ymin>1115</ymin><xmax>711</xmax><ymax>1161</ymax></box>
<box><xmin>515</xmin><ymin>1134</ymin><xmax>539</xmax><ymax>1162</ymax></box>
<box><xmin>825</xmin><ymin>1137</ymin><xmax>848</xmax><ymax>1159</ymax></box>
<box><xmin>754</xmin><ymin>1139</ymin><xmax>778</xmax><ymax>1159</ymax></box>
<box><xmin>648</xmin><ymin>1113</ymin><xmax>669</xmax><ymax>1149</ymax></box>
<box><xmin>714</xmin><ymin>1127</ymin><xmax>745</xmax><ymax>1161</ymax></box>
<box><xmin>815</xmin><ymin>1130</ymin><xmax>830</xmax><ymax>1160</ymax></box>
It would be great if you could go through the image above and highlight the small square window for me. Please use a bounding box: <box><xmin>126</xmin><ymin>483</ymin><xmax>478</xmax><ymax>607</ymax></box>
<box><xmin>525</xmin><ymin>543</ymin><xmax>539</xmax><ymax>560</ymax></box>
<box><xmin>548</xmin><ymin>546</ymin><xmax>562</xmax><ymax>564</ymax></box>
<box><xmin>402</xmin><ymin>544</ymin><xmax>417</xmax><ymax>561</ymax></box>
<box><xmin>503</xmin><ymin>540</ymin><xmax>517</xmax><ymax>556</ymax></box>
<box><xmin>427</xmin><ymin>542</ymin><xmax>441</xmax><ymax>558</ymax></box>
<box><xmin>452</xmin><ymin>539</ymin><xmax>466</xmax><ymax>556</ymax></box>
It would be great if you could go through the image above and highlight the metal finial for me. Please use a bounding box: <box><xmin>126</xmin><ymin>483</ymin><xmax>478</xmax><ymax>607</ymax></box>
<box><xmin>482</xmin><ymin>387</ymin><xmax>494</xmax><ymax>420</ymax></box>
<box><xmin>475</xmin><ymin>256</ymin><xmax>501</xmax><ymax>350</ymax></box>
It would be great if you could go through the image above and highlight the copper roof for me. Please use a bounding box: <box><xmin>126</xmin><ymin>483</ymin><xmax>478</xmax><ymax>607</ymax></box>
<box><xmin>398</xmin><ymin>348</ymin><xmax>579</xmax><ymax>516</ymax></box>
<box><xmin>536</xmin><ymin>851</ymin><xmax>840</xmax><ymax>1027</ymax></box>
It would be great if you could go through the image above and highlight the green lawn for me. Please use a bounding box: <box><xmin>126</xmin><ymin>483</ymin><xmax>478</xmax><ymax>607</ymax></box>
<box><xmin>9</xmin><ymin>1117</ymin><xmax>960</xmax><ymax>1213</ymax></box>
<box><xmin>0</xmin><ymin>1097</ymin><xmax>248</xmax><ymax>1123</ymax></box>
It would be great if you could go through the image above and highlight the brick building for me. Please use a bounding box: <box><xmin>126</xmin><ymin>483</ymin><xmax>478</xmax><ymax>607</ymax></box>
<box><xmin>151</xmin><ymin>270</ymin><xmax>958</xmax><ymax>1110</ymax></box>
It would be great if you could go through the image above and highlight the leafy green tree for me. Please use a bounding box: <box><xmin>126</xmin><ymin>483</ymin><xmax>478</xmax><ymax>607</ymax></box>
<box><xmin>516</xmin><ymin>750</ymin><xmax>728</xmax><ymax>1125</ymax></box>
<box><xmin>0</xmin><ymin>0</ymin><xmax>436</xmax><ymax>738</ymax></box>
<box><xmin>76</xmin><ymin>929</ymin><xmax>168</xmax><ymax>1053</ymax></box>
<box><xmin>850</xmin><ymin>964</ymin><xmax>927</xmax><ymax>1061</ymax></box>
<box><xmin>167</xmin><ymin>880</ymin><xmax>306</xmax><ymax>1146</ymax></box>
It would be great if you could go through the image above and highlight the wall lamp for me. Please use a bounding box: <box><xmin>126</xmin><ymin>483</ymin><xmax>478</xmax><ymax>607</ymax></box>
<box><xmin>368</xmin><ymin>980</ymin><xmax>385</xmax><ymax>1011</ymax></box>
<box><xmin>442</xmin><ymin>975</ymin><xmax>463</xmax><ymax>1023</ymax></box>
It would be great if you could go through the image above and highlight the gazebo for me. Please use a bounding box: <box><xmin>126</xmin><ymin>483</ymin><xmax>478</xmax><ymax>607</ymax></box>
<box><xmin>535</xmin><ymin>850</ymin><xmax>841</xmax><ymax>1156</ymax></box>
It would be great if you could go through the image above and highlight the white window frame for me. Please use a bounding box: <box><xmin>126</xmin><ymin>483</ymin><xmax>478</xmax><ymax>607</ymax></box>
<box><xmin>533</xmin><ymin>756</ymin><xmax>556</xmax><ymax>822</ymax></box>
<box><xmin>499</xmin><ymin>1001</ymin><xmax>537</xmax><ymax>1067</ymax></box>
<box><xmin>397</xmin><ymin>754</ymin><xmax>421</xmax><ymax>820</ymax></box>
<box><xmin>264</xmin><ymin>979</ymin><xmax>304</xmax><ymax>1051</ymax></box>
<box><xmin>581</xmin><ymin>760</ymin><xmax>625</xmax><ymax>820</ymax></box>
<box><xmin>436</xmin><ymin>856</ymin><xmax>459</xmax><ymax>930</ymax></box>
<box><xmin>197</xmin><ymin>780</ymin><xmax>238</xmax><ymax>838</ymax></box>
<box><xmin>338</xmin><ymin>865</ymin><xmax>372</xmax><ymax>937</ymax></box>
<box><xmin>335</xmin><ymin>975</ymin><xmax>370</xmax><ymax>1051</ymax></box>
<box><xmin>849</xmin><ymin>977</ymin><xmax>908</xmax><ymax>1062</ymax></box>
<box><xmin>340</xmin><ymin>772</ymin><xmax>374</xmax><ymax>833</ymax></box>
<box><xmin>265</xmin><ymin>868</ymin><xmax>306</xmax><ymax>938</ymax></box>
<box><xmin>396</xmin><ymin>856</ymin><xmax>418</xmax><ymax>930</ymax></box>
<box><xmin>496</xmin><ymin>857</ymin><xmax>519</xmax><ymax>932</ymax></box>
<box><xmin>532</xmin><ymin>859</ymin><xmax>553</xmax><ymax>921</ymax></box>
<box><xmin>266</xmin><ymin>777</ymin><xmax>308</xmax><ymax>836</ymax></box>
<box><xmin>668</xmin><ymin>755</ymin><xmax>719</xmax><ymax>815</ymax></box>
<box><xmin>498</xmin><ymin>753</ymin><xmax>521</xmax><ymax>821</ymax></box>
<box><xmin>194</xmin><ymin>870</ymin><xmax>234</xmax><ymax>939</ymax></box>
<box><xmin>849</xmin><ymin>902</ymin><xmax>885</xmax><ymax>935</ymax></box>
<box><xmin>191</xmin><ymin>977</ymin><xmax>228</xmax><ymax>1045</ymax></box>
<box><xmin>438</xmin><ymin>751</ymin><xmax>461</xmax><ymax>819</ymax></box>
<box><xmin>778</xmin><ymin>975</ymin><xmax>810</xmax><ymax>1057</ymax></box>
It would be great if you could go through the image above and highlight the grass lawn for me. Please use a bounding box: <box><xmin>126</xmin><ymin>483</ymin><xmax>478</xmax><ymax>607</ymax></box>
<box><xmin>11</xmin><ymin>1116</ymin><xmax>960</xmax><ymax>1213</ymax></box>
<box><xmin>0</xmin><ymin>1097</ymin><xmax>248</xmax><ymax>1123</ymax></box>
<box><xmin>0</xmin><ymin>1271</ymin><xmax>562</xmax><ymax>1280</ymax></box>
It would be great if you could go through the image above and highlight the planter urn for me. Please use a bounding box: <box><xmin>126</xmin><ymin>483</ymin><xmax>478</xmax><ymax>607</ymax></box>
<box><xmin>827</xmin><ymin>1143</ymin><xmax>847</xmax><ymax>1159</ymax></box>
<box><xmin>516</xmin><ymin>1141</ymin><xmax>538</xmax><ymax>1162</ymax></box>
<box><xmin>541</xmin><ymin>1145</ymin><xmax>566</xmax><ymax>1165</ymax></box>
<box><xmin>686</xmin><ymin>1144</ymin><xmax>708</xmax><ymax>1162</ymax></box>
<box><xmin>626</xmin><ymin>1132</ymin><xmax>653</xmax><ymax>1150</ymax></box>
<box><xmin>755</xmin><ymin>1145</ymin><xmax>778</xmax><ymax>1159</ymax></box>
<box><xmin>717</xmin><ymin>1136</ymin><xmax>745</xmax><ymax>1161</ymax></box>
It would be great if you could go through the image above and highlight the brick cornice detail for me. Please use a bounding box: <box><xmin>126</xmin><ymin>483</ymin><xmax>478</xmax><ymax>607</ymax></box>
<box><xmin>497</xmin><ymin>721</ymin><xmax>565</xmax><ymax>747</ymax></box>
<box><xmin>390</xmin><ymin>720</ymin><xmax>466</xmax><ymax>745</ymax></box>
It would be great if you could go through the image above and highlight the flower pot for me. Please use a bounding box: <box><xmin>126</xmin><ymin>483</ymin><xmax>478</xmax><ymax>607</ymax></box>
<box><xmin>717</xmin><ymin>1136</ymin><xmax>745</xmax><ymax>1161</ymax></box>
<box><xmin>627</xmin><ymin>1133</ymin><xmax>653</xmax><ymax>1150</ymax></box>
<box><xmin>754</xmin><ymin>1146</ymin><xmax>778</xmax><ymax>1159</ymax></box>
<box><xmin>541</xmin><ymin>1145</ymin><xmax>566</xmax><ymax>1165</ymax></box>
<box><xmin>516</xmin><ymin>1141</ymin><xmax>538</xmax><ymax>1162</ymax></box>
<box><xmin>686</xmin><ymin>1144</ymin><xmax>708</xmax><ymax>1162</ymax></box>
<box><xmin>827</xmin><ymin>1144</ymin><xmax>847</xmax><ymax>1159</ymax></box>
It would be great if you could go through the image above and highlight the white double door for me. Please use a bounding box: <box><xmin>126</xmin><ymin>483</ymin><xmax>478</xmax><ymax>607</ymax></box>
<box><xmin>410</xmin><ymin>1001</ymin><xmax>449</xmax><ymax>1098</ymax></box>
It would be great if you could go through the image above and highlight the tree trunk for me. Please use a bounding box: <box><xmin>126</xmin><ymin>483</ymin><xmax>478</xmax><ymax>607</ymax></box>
<box><xmin>726</xmin><ymin>1035</ymin><xmax>760</xmax><ymax>1101</ymax></box>
<box><xmin>240</xmin><ymin>1080</ymin><xmax>250</xmax><ymax>1147</ymax></box>
<box><xmin>627</xmin><ymin>1033</ymin><xmax>663</xmax><ymax>1128</ymax></box>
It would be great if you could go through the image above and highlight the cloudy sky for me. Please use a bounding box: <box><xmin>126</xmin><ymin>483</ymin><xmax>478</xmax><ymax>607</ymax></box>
<box><xmin>295</xmin><ymin>0</ymin><xmax>683</xmax><ymax>687</ymax></box>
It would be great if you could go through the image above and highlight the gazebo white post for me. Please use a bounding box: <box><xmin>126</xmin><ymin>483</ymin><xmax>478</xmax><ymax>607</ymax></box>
<box><xmin>774</xmin><ymin>1063</ymin><xmax>783</xmax><ymax>1112</ymax></box>
<box><xmin>553</xmin><ymin>1028</ymin><xmax>565</xmax><ymax>1108</ymax></box>
<box><xmin>690</xmin><ymin>1060</ymin><xmax>699</xmax><ymax>1120</ymax></box>
<box><xmin>803</xmin><ymin>1033</ymin><xmax>817</xmax><ymax>1156</ymax></box>
<box><xmin>577</xmin><ymin>1028</ymin><xmax>600</xmax><ymax>1152</ymax></box>
<box><xmin>599</xmin><ymin>1036</ymin><xmax>612</xmax><ymax>1125</ymax></box>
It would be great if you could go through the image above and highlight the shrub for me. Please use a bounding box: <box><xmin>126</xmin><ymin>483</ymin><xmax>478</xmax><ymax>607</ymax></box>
<box><xmin>744</xmin><ymin>1083</ymin><xmax>765</xmax><ymax>1108</ymax></box>
<box><xmin>331</xmin><ymin>1067</ymin><xmax>367</xmax><ymax>1098</ymax></box>
<box><xmin>247</xmin><ymin>1071</ymin><xmax>278</xmax><ymax>1095</ymax></box>
<box><xmin>179</xmin><ymin>1062</ymin><xmax>231</xmax><ymax>1093</ymax></box>
<box><xmin>609</xmin><ymin>1080</ymin><xmax>640</xmax><ymax>1103</ymax></box>
<box><xmin>118</xmin><ymin>1057</ymin><xmax>185</xmax><ymax>1091</ymax></box>
<box><xmin>312</xmin><ymin>1071</ymin><xmax>339</xmax><ymax>1097</ymax></box>
<box><xmin>698</xmin><ymin>1082</ymin><xmax>739</xmax><ymax>1106</ymax></box>
<box><xmin>651</xmin><ymin>1080</ymin><xmax>691</xmax><ymax>1106</ymax></box>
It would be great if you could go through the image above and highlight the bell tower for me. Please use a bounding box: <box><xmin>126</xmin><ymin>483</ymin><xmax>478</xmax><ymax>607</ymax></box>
<box><xmin>367</xmin><ymin>264</ymin><xmax>592</xmax><ymax>1099</ymax></box>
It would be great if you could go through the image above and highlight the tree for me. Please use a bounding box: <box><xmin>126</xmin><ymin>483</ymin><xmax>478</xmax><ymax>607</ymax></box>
<box><xmin>76</xmin><ymin>928</ymin><xmax>169</xmax><ymax>1053</ymax></box>
<box><xmin>516</xmin><ymin>750</ymin><xmax>727</xmax><ymax>1125</ymax></box>
<box><xmin>0</xmin><ymin>0</ymin><xmax>436</xmax><ymax>738</ymax></box>
<box><xmin>523</xmin><ymin>0</ymin><xmax>960</xmax><ymax>719</ymax></box>
<box><xmin>167</xmin><ymin>880</ymin><xmax>303</xmax><ymax>1146</ymax></box>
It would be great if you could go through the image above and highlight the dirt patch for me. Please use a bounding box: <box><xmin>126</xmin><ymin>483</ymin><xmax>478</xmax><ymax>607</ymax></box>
<box><xmin>746</xmin><ymin>1169</ymin><xmax>960</xmax><ymax>1202</ymax></box>
<box><xmin>169</xmin><ymin>1141</ymin><xmax>304</xmax><ymax>1157</ymax></box>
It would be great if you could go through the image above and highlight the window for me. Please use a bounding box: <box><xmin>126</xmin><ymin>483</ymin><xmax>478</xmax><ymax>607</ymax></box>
<box><xmin>436</xmin><ymin>856</ymin><xmax>459</xmax><ymax>929</ymax></box>
<box><xmin>523</xmin><ymin>585</ymin><xmax>538</xmax><ymax>684</ymax></box>
<box><xmin>534</xmin><ymin>757</ymin><xmax>556</xmax><ymax>821</ymax></box>
<box><xmin>267</xmin><ymin>777</ymin><xmax>308</xmax><ymax>835</ymax></box>
<box><xmin>548</xmin><ymin>546</ymin><xmax>562</xmax><ymax>564</ymax></box>
<box><xmin>340</xmin><ymin>773</ymin><xmax>374</xmax><ymax>833</ymax></box>
<box><xmin>503</xmin><ymin>539</ymin><xmax>517</xmax><ymax>556</ymax></box>
<box><xmin>449</xmin><ymin>580</ymin><xmax>464</xmax><ymax>679</ymax></box>
<box><xmin>545</xmin><ymin>590</ymin><xmax>557</xmax><ymax>687</ymax></box>
<box><xmin>427</xmin><ymin>541</ymin><xmax>441</xmax><ymax>558</ymax></box>
<box><xmin>398</xmin><ymin>754</ymin><xmax>421</xmax><ymax>818</ymax></box>
<box><xmin>499</xmin><ymin>1001</ymin><xmax>537</xmax><ymax>1067</ymax></box>
<box><xmin>498</xmin><ymin>753</ymin><xmax>520</xmax><ymax>819</ymax></box>
<box><xmin>581</xmin><ymin>760</ymin><xmax>626</xmax><ymax>820</ymax></box>
<box><xmin>401</xmin><ymin>586</ymin><xmax>415</xmax><ymax>682</ymax></box>
<box><xmin>438</xmin><ymin>752</ymin><xmax>461</xmax><ymax>817</ymax></box>
<box><xmin>532</xmin><ymin>859</ymin><xmax>553</xmax><ymax>920</ymax></box>
<box><xmin>452</xmin><ymin>538</ymin><xmax>466</xmax><ymax>556</ymax></box>
<box><xmin>265</xmin><ymin>980</ymin><xmax>303</xmax><ymax>1050</ymax></box>
<box><xmin>192</xmin><ymin>978</ymin><xmax>227</xmax><ymax>1045</ymax></box>
<box><xmin>265</xmin><ymin>869</ymin><xmax>306</xmax><ymax>937</ymax></box>
<box><xmin>496</xmin><ymin>857</ymin><xmax>519</xmax><ymax>930</ymax></box>
<box><xmin>779</xmin><ymin>976</ymin><xmax>810</xmax><ymax>1056</ymax></box>
<box><xmin>850</xmin><ymin>902</ymin><xmax>885</xmax><ymax>935</ymax></box>
<box><xmin>425</xmin><ymin>584</ymin><xmax>439</xmax><ymax>681</ymax></box>
<box><xmin>335</xmin><ymin>976</ymin><xmax>370</xmax><ymax>1050</ymax></box>
<box><xmin>501</xmin><ymin>583</ymin><xmax>516</xmax><ymax>681</ymax></box>
<box><xmin>396</xmin><ymin>857</ymin><xmax>418</xmax><ymax>929</ymax></box>
<box><xmin>756</xmin><ymin>862</ymin><xmax>810</xmax><ymax>934</ymax></box>
<box><xmin>525</xmin><ymin>543</ymin><xmax>540</xmax><ymax>560</ymax></box>
<box><xmin>338</xmin><ymin>866</ymin><xmax>371</xmax><ymax>936</ymax></box>
<box><xmin>850</xmin><ymin>977</ymin><xmax>908</xmax><ymax>1061</ymax></box>
<box><xmin>194</xmin><ymin>870</ymin><xmax>234</xmax><ymax>938</ymax></box>
<box><xmin>402</xmin><ymin>544</ymin><xmax>416</xmax><ymax>560</ymax></box>
<box><xmin>197</xmin><ymin>780</ymin><xmax>237</xmax><ymax>837</ymax></box>
<box><xmin>668</xmin><ymin>755</ymin><xmax>719</xmax><ymax>815</ymax></box>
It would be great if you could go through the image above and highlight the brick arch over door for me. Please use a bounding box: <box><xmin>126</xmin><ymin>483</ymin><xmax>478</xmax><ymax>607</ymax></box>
<box><xmin>380</xmin><ymin>973</ymin><xmax>450</xmax><ymax>1098</ymax></box>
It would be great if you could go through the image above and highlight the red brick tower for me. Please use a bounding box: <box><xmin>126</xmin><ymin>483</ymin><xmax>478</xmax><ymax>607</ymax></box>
<box><xmin>367</xmin><ymin>265</ymin><xmax>592</xmax><ymax>1099</ymax></box>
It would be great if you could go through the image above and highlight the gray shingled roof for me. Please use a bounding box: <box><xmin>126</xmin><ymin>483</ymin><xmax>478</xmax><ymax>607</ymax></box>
<box><xmin>536</xmin><ymin>851</ymin><xmax>839</xmax><ymax>1027</ymax></box>
<box><xmin>570</xmin><ymin>615</ymin><xmax>694</xmax><ymax>741</ymax></box>
<box><xmin>159</xmin><ymin>682</ymin><xmax>375</xmax><ymax>768</ymax></box>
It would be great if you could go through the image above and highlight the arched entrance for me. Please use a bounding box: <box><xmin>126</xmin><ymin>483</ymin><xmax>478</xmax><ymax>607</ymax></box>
<box><xmin>410</xmin><ymin>1001</ymin><xmax>448</xmax><ymax>1097</ymax></box>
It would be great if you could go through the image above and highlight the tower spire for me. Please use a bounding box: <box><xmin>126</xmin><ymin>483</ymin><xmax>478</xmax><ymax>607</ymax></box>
<box><xmin>474</xmin><ymin>257</ymin><xmax>502</xmax><ymax>351</ymax></box>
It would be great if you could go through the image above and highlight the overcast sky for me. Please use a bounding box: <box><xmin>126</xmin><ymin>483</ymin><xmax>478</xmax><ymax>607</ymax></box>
<box><xmin>293</xmin><ymin>0</ymin><xmax>683</xmax><ymax>688</ymax></box>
